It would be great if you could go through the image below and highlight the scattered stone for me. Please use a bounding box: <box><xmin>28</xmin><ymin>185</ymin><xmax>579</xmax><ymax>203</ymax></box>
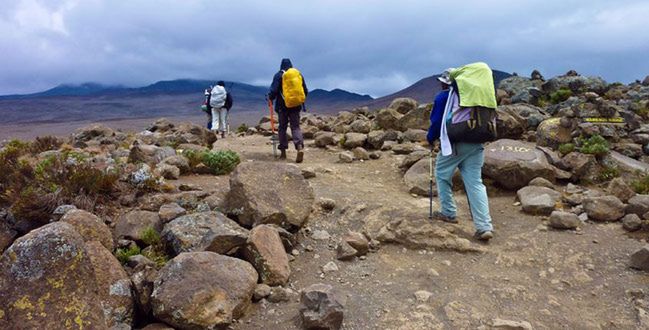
<box><xmin>536</xmin><ymin>117</ymin><xmax>573</xmax><ymax>148</ymax></box>
<box><xmin>154</xmin><ymin>164</ymin><xmax>180</xmax><ymax>180</ymax></box>
<box><xmin>627</xmin><ymin>195</ymin><xmax>649</xmax><ymax>217</ymax></box>
<box><xmin>517</xmin><ymin>186</ymin><xmax>561</xmax><ymax>215</ymax></box>
<box><xmin>339</xmin><ymin>151</ymin><xmax>354</xmax><ymax>163</ymax></box>
<box><xmin>158</xmin><ymin>202</ymin><xmax>186</xmax><ymax>223</ymax></box>
<box><xmin>528</xmin><ymin>177</ymin><xmax>555</xmax><ymax>189</ymax></box>
<box><xmin>59</xmin><ymin>209</ymin><xmax>114</xmax><ymax>250</ymax></box>
<box><xmin>114</xmin><ymin>210</ymin><xmax>162</xmax><ymax>242</ymax></box>
<box><xmin>343</xmin><ymin>231</ymin><xmax>369</xmax><ymax>255</ymax></box>
<box><xmin>253</xmin><ymin>284</ymin><xmax>272</xmax><ymax>301</ymax></box>
<box><xmin>162</xmin><ymin>211</ymin><xmax>249</xmax><ymax>255</ymax></box>
<box><xmin>336</xmin><ymin>241</ymin><xmax>358</xmax><ymax>261</ymax></box>
<box><xmin>160</xmin><ymin>155</ymin><xmax>191</xmax><ymax>174</ymax></box>
<box><xmin>349</xmin><ymin>119</ymin><xmax>372</xmax><ymax>134</ymax></box>
<box><xmin>630</xmin><ymin>246</ymin><xmax>649</xmax><ymax>271</ymax></box>
<box><xmin>127</xmin><ymin>254</ymin><xmax>156</xmax><ymax>270</ymax></box>
<box><xmin>244</xmin><ymin>225</ymin><xmax>291</xmax><ymax>286</ymax></box>
<box><xmin>0</xmin><ymin>222</ymin><xmax>107</xmax><ymax>329</ymax></box>
<box><xmin>225</xmin><ymin>162</ymin><xmax>315</xmax><ymax>229</ymax></box>
<box><xmin>322</xmin><ymin>261</ymin><xmax>339</xmax><ymax>273</ymax></box>
<box><xmin>397</xmin><ymin>104</ymin><xmax>431</xmax><ymax>131</ymax></box>
<box><xmin>151</xmin><ymin>252</ymin><xmax>258</xmax><ymax>329</ymax></box>
<box><xmin>302</xmin><ymin>168</ymin><xmax>317</xmax><ymax>179</ymax></box>
<box><xmin>389</xmin><ymin>97</ymin><xmax>418</xmax><ymax>114</ymax></box>
<box><xmin>607</xmin><ymin>177</ymin><xmax>636</xmax><ymax>203</ymax></box>
<box><xmin>315</xmin><ymin>132</ymin><xmax>336</xmax><ymax>148</ymax></box>
<box><xmin>376</xmin><ymin>108</ymin><xmax>404</xmax><ymax>131</ymax></box>
<box><xmin>622</xmin><ymin>214</ymin><xmax>643</xmax><ymax>232</ymax></box>
<box><xmin>367</xmin><ymin>130</ymin><xmax>387</xmax><ymax>150</ymax></box>
<box><xmin>414</xmin><ymin>290</ymin><xmax>433</xmax><ymax>303</ymax></box>
<box><xmin>343</xmin><ymin>133</ymin><xmax>367</xmax><ymax>149</ymax></box>
<box><xmin>549</xmin><ymin>211</ymin><xmax>581</xmax><ymax>230</ymax></box>
<box><xmin>391</xmin><ymin>143</ymin><xmax>417</xmax><ymax>155</ymax></box>
<box><xmin>51</xmin><ymin>204</ymin><xmax>77</xmax><ymax>221</ymax></box>
<box><xmin>318</xmin><ymin>198</ymin><xmax>337</xmax><ymax>211</ymax></box>
<box><xmin>404</xmin><ymin>157</ymin><xmax>435</xmax><ymax>197</ymax></box>
<box><xmin>130</xmin><ymin>264</ymin><xmax>158</xmax><ymax>316</ymax></box>
<box><xmin>267</xmin><ymin>286</ymin><xmax>296</xmax><ymax>303</ymax></box>
<box><xmin>85</xmin><ymin>240</ymin><xmax>134</xmax><ymax>328</ymax></box>
<box><xmin>401</xmin><ymin>129</ymin><xmax>428</xmax><ymax>143</ymax></box>
<box><xmin>300</xmin><ymin>284</ymin><xmax>345</xmax><ymax>330</ymax></box>
<box><xmin>312</xmin><ymin>229</ymin><xmax>331</xmax><ymax>241</ymax></box>
<box><xmin>583</xmin><ymin>195</ymin><xmax>626</xmax><ymax>222</ymax></box>
<box><xmin>352</xmin><ymin>147</ymin><xmax>370</xmax><ymax>160</ymax></box>
<box><xmin>492</xmin><ymin>318</ymin><xmax>533</xmax><ymax>330</ymax></box>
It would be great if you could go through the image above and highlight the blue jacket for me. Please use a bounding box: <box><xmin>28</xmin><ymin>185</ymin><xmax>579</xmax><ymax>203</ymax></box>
<box><xmin>268</xmin><ymin>58</ymin><xmax>308</xmax><ymax>111</ymax></box>
<box><xmin>427</xmin><ymin>89</ymin><xmax>450</xmax><ymax>144</ymax></box>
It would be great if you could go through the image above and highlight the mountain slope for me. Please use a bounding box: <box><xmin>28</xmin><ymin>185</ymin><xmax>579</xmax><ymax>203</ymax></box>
<box><xmin>365</xmin><ymin>70</ymin><xmax>511</xmax><ymax>109</ymax></box>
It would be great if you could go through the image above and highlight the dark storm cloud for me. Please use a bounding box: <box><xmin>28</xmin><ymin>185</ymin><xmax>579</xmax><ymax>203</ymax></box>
<box><xmin>1</xmin><ymin>0</ymin><xmax>648</xmax><ymax>96</ymax></box>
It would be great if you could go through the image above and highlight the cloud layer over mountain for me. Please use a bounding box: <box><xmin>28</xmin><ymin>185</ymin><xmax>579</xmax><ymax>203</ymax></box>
<box><xmin>1</xmin><ymin>0</ymin><xmax>648</xmax><ymax>96</ymax></box>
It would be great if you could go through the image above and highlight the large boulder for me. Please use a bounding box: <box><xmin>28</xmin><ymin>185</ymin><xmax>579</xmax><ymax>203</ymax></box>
<box><xmin>498</xmin><ymin>76</ymin><xmax>540</xmax><ymax>99</ymax></box>
<box><xmin>607</xmin><ymin>178</ymin><xmax>636</xmax><ymax>203</ymax></box>
<box><xmin>162</xmin><ymin>211</ymin><xmax>249</xmax><ymax>256</ymax></box>
<box><xmin>583</xmin><ymin>196</ymin><xmax>626</xmax><ymax>222</ymax></box>
<box><xmin>226</xmin><ymin>162</ymin><xmax>315</xmax><ymax>229</ymax></box>
<box><xmin>0</xmin><ymin>222</ymin><xmax>107</xmax><ymax>329</ymax></box>
<box><xmin>300</xmin><ymin>284</ymin><xmax>345</xmax><ymax>330</ymax></box>
<box><xmin>151</xmin><ymin>252</ymin><xmax>258</xmax><ymax>329</ymax></box>
<box><xmin>389</xmin><ymin>98</ymin><xmax>418</xmax><ymax>114</ymax></box>
<box><xmin>483</xmin><ymin>139</ymin><xmax>556</xmax><ymax>190</ymax></box>
<box><xmin>60</xmin><ymin>209</ymin><xmax>114</xmax><ymax>250</ymax></box>
<box><xmin>128</xmin><ymin>143</ymin><xmax>176</xmax><ymax>165</ymax></box>
<box><xmin>375</xmin><ymin>108</ymin><xmax>404</xmax><ymax>131</ymax></box>
<box><xmin>366</xmin><ymin>130</ymin><xmax>387</xmax><ymax>150</ymax></box>
<box><xmin>517</xmin><ymin>186</ymin><xmax>561</xmax><ymax>215</ymax></box>
<box><xmin>397</xmin><ymin>104</ymin><xmax>431</xmax><ymax>131</ymax></box>
<box><xmin>73</xmin><ymin>123</ymin><xmax>115</xmax><ymax>145</ymax></box>
<box><xmin>243</xmin><ymin>225</ymin><xmax>290</xmax><ymax>286</ymax></box>
<box><xmin>549</xmin><ymin>211</ymin><xmax>581</xmax><ymax>230</ymax></box>
<box><xmin>362</xmin><ymin>207</ymin><xmax>483</xmax><ymax>252</ymax></box>
<box><xmin>499</xmin><ymin>104</ymin><xmax>548</xmax><ymax>129</ymax></box>
<box><xmin>536</xmin><ymin>118</ymin><xmax>573</xmax><ymax>148</ymax></box>
<box><xmin>557</xmin><ymin>152</ymin><xmax>599</xmax><ymax>181</ymax></box>
<box><xmin>349</xmin><ymin>119</ymin><xmax>372</xmax><ymax>134</ymax></box>
<box><xmin>542</xmin><ymin>74</ymin><xmax>607</xmax><ymax>95</ymax></box>
<box><xmin>85</xmin><ymin>240</ymin><xmax>134</xmax><ymax>328</ymax></box>
<box><xmin>404</xmin><ymin>158</ymin><xmax>435</xmax><ymax>197</ymax></box>
<box><xmin>114</xmin><ymin>210</ymin><xmax>162</xmax><ymax>242</ymax></box>
<box><xmin>315</xmin><ymin>132</ymin><xmax>336</xmax><ymax>148</ymax></box>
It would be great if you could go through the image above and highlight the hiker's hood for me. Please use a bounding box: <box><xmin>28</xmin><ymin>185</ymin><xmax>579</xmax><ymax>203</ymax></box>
<box><xmin>280</xmin><ymin>58</ymin><xmax>293</xmax><ymax>70</ymax></box>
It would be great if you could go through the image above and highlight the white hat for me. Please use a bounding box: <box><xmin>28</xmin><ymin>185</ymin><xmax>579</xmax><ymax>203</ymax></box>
<box><xmin>437</xmin><ymin>68</ymin><xmax>454</xmax><ymax>85</ymax></box>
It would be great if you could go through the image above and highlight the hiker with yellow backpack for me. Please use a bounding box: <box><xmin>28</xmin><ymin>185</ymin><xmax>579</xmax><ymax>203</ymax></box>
<box><xmin>267</xmin><ymin>58</ymin><xmax>308</xmax><ymax>163</ymax></box>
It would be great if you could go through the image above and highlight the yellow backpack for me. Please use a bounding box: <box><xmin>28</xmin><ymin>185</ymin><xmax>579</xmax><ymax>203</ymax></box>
<box><xmin>281</xmin><ymin>68</ymin><xmax>306</xmax><ymax>108</ymax></box>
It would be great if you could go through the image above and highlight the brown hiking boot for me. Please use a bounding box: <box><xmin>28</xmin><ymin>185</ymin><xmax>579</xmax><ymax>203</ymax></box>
<box><xmin>279</xmin><ymin>149</ymin><xmax>287</xmax><ymax>160</ymax></box>
<box><xmin>296</xmin><ymin>146</ymin><xmax>304</xmax><ymax>163</ymax></box>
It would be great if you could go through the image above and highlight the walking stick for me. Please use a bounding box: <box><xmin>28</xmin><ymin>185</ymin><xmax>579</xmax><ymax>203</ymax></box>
<box><xmin>267</xmin><ymin>98</ymin><xmax>279</xmax><ymax>158</ymax></box>
<box><xmin>429</xmin><ymin>146</ymin><xmax>434</xmax><ymax>220</ymax></box>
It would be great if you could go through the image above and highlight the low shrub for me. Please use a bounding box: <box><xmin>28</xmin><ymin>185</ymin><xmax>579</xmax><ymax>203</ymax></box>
<box><xmin>115</xmin><ymin>245</ymin><xmax>142</xmax><ymax>264</ymax></box>
<box><xmin>202</xmin><ymin>150</ymin><xmax>240</xmax><ymax>175</ymax></box>
<box><xmin>578</xmin><ymin>134</ymin><xmax>609</xmax><ymax>157</ymax></box>
<box><xmin>140</xmin><ymin>226</ymin><xmax>161</xmax><ymax>247</ymax></box>
<box><xmin>236</xmin><ymin>123</ymin><xmax>249</xmax><ymax>134</ymax></box>
<box><xmin>30</xmin><ymin>136</ymin><xmax>63</xmax><ymax>154</ymax></box>
<box><xmin>558</xmin><ymin>143</ymin><xmax>575</xmax><ymax>155</ymax></box>
<box><xmin>632</xmin><ymin>175</ymin><xmax>649</xmax><ymax>194</ymax></box>
<box><xmin>597</xmin><ymin>166</ymin><xmax>620</xmax><ymax>183</ymax></box>
<box><xmin>549</xmin><ymin>88</ymin><xmax>572</xmax><ymax>104</ymax></box>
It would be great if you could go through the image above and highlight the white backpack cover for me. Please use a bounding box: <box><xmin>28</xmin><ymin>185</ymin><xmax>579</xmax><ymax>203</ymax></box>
<box><xmin>210</xmin><ymin>85</ymin><xmax>227</xmax><ymax>108</ymax></box>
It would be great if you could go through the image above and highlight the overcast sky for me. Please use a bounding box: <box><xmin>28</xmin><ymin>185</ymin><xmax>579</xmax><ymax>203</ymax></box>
<box><xmin>1</xmin><ymin>0</ymin><xmax>648</xmax><ymax>97</ymax></box>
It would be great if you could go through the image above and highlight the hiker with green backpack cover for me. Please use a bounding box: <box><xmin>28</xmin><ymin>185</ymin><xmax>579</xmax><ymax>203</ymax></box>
<box><xmin>427</xmin><ymin>62</ymin><xmax>497</xmax><ymax>241</ymax></box>
<box><xmin>267</xmin><ymin>58</ymin><xmax>308</xmax><ymax>163</ymax></box>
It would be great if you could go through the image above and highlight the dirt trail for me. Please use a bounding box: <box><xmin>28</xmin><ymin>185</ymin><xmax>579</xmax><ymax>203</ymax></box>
<box><xmin>195</xmin><ymin>135</ymin><xmax>648</xmax><ymax>329</ymax></box>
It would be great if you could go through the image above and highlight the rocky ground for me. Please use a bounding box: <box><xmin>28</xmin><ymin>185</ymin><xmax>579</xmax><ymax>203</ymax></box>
<box><xmin>2</xmin><ymin>70</ymin><xmax>649</xmax><ymax>330</ymax></box>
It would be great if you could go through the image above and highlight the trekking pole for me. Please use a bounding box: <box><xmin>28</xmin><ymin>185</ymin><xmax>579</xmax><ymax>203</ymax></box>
<box><xmin>428</xmin><ymin>147</ymin><xmax>433</xmax><ymax>220</ymax></box>
<box><xmin>267</xmin><ymin>98</ymin><xmax>278</xmax><ymax>158</ymax></box>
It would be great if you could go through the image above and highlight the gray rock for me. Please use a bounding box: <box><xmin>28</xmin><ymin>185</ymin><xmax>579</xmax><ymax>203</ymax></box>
<box><xmin>367</xmin><ymin>130</ymin><xmax>387</xmax><ymax>150</ymax></box>
<box><xmin>404</xmin><ymin>158</ymin><xmax>435</xmax><ymax>197</ymax></box>
<box><xmin>130</xmin><ymin>264</ymin><xmax>157</xmax><ymax>315</ymax></box>
<box><xmin>61</xmin><ymin>209</ymin><xmax>114</xmax><ymax>250</ymax></box>
<box><xmin>376</xmin><ymin>108</ymin><xmax>404</xmax><ymax>131</ymax></box>
<box><xmin>114</xmin><ymin>210</ymin><xmax>162</xmax><ymax>242</ymax></box>
<box><xmin>528</xmin><ymin>177</ymin><xmax>555</xmax><ymax>189</ymax></box>
<box><xmin>51</xmin><ymin>204</ymin><xmax>77</xmax><ymax>221</ymax></box>
<box><xmin>158</xmin><ymin>202</ymin><xmax>187</xmax><ymax>223</ymax></box>
<box><xmin>627</xmin><ymin>195</ymin><xmax>649</xmax><ymax>217</ymax></box>
<box><xmin>401</xmin><ymin>129</ymin><xmax>427</xmax><ymax>143</ymax></box>
<box><xmin>225</xmin><ymin>162</ymin><xmax>314</xmax><ymax>229</ymax></box>
<box><xmin>343</xmin><ymin>231</ymin><xmax>369</xmax><ymax>255</ymax></box>
<box><xmin>162</xmin><ymin>211</ymin><xmax>249</xmax><ymax>255</ymax></box>
<box><xmin>151</xmin><ymin>252</ymin><xmax>258</xmax><ymax>329</ymax></box>
<box><xmin>389</xmin><ymin>98</ymin><xmax>418</xmax><ymax>114</ymax></box>
<box><xmin>343</xmin><ymin>132</ymin><xmax>367</xmax><ymax>149</ymax></box>
<box><xmin>315</xmin><ymin>132</ymin><xmax>336</xmax><ymax>148</ymax></box>
<box><xmin>300</xmin><ymin>283</ymin><xmax>345</xmax><ymax>330</ymax></box>
<box><xmin>243</xmin><ymin>224</ymin><xmax>291</xmax><ymax>286</ymax></box>
<box><xmin>339</xmin><ymin>151</ymin><xmax>354</xmax><ymax>163</ymax></box>
<box><xmin>397</xmin><ymin>104</ymin><xmax>431</xmax><ymax>131</ymax></box>
<box><xmin>352</xmin><ymin>147</ymin><xmax>370</xmax><ymax>161</ymax></box>
<box><xmin>267</xmin><ymin>286</ymin><xmax>297</xmax><ymax>303</ymax></box>
<box><xmin>392</xmin><ymin>143</ymin><xmax>417</xmax><ymax>155</ymax></box>
<box><xmin>549</xmin><ymin>211</ymin><xmax>581</xmax><ymax>230</ymax></box>
<box><xmin>607</xmin><ymin>177</ymin><xmax>636</xmax><ymax>203</ymax></box>
<box><xmin>492</xmin><ymin>318</ymin><xmax>533</xmax><ymax>330</ymax></box>
<box><xmin>312</xmin><ymin>229</ymin><xmax>331</xmax><ymax>241</ymax></box>
<box><xmin>154</xmin><ymin>163</ymin><xmax>180</xmax><ymax>180</ymax></box>
<box><xmin>336</xmin><ymin>241</ymin><xmax>358</xmax><ymax>261</ymax></box>
<box><xmin>622</xmin><ymin>214</ymin><xmax>643</xmax><ymax>232</ymax></box>
<box><xmin>630</xmin><ymin>246</ymin><xmax>649</xmax><ymax>271</ymax></box>
<box><xmin>583</xmin><ymin>195</ymin><xmax>626</xmax><ymax>221</ymax></box>
<box><xmin>558</xmin><ymin>152</ymin><xmax>599</xmax><ymax>181</ymax></box>
<box><xmin>349</xmin><ymin>119</ymin><xmax>372</xmax><ymax>134</ymax></box>
<box><xmin>483</xmin><ymin>139</ymin><xmax>556</xmax><ymax>190</ymax></box>
<box><xmin>414</xmin><ymin>290</ymin><xmax>433</xmax><ymax>303</ymax></box>
<box><xmin>160</xmin><ymin>155</ymin><xmax>191</xmax><ymax>174</ymax></box>
<box><xmin>517</xmin><ymin>186</ymin><xmax>561</xmax><ymax>215</ymax></box>
<box><xmin>536</xmin><ymin>118</ymin><xmax>573</xmax><ymax>148</ymax></box>
<box><xmin>253</xmin><ymin>284</ymin><xmax>272</xmax><ymax>301</ymax></box>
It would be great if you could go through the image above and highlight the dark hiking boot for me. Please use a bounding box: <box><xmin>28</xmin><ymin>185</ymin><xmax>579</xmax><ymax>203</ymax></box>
<box><xmin>474</xmin><ymin>230</ymin><xmax>494</xmax><ymax>241</ymax></box>
<box><xmin>279</xmin><ymin>149</ymin><xmax>287</xmax><ymax>160</ymax></box>
<box><xmin>221</xmin><ymin>132</ymin><xmax>226</xmax><ymax>138</ymax></box>
<box><xmin>431</xmin><ymin>211</ymin><xmax>458</xmax><ymax>224</ymax></box>
<box><xmin>296</xmin><ymin>148</ymin><xmax>304</xmax><ymax>163</ymax></box>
